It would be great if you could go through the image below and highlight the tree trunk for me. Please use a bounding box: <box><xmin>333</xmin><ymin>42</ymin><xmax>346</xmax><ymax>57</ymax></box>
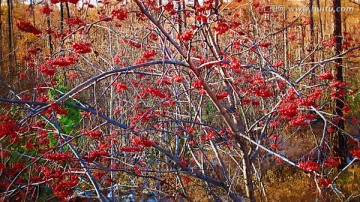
<box><xmin>241</xmin><ymin>144</ymin><xmax>255</xmax><ymax>201</ymax></box>
<box><xmin>60</xmin><ymin>2</ymin><xmax>64</xmax><ymax>33</ymax></box>
<box><xmin>316</xmin><ymin>0</ymin><xmax>324</xmax><ymax>60</ymax></box>
<box><xmin>6</xmin><ymin>0</ymin><xmax>13</xmax><ymax>77</ymax></box>
<box><xmin>47</xmin><ymin>17</ymin><xmax>53</xmax><ymax>55</ymax></box>
<box><xmin>309</xmin><ymin>0</ymin><xmax>315</xmax><ymax>63</ymax></box>
<box><xmin>65</xmin><ymin>2</ymin><xmax>70</xmax><ymax>19</ymax></box>
<box><xmin>333</xmin><ymin>0</ymin><xmax>346</xmax><ymax>169</ymax></box>
<box><xmin>60</xmin><ymin>2</ymin><xmax>67</xmax><ymax>85</ymax></box>
<box><xmin>176</xmin><ymin>0</ymin><xmax>182</xmax><ymax>34</ymax></box>
<box><xmin>30</xmin><ymin>0</ymin><xmax>35</xmax><ymax>24</ymax></box>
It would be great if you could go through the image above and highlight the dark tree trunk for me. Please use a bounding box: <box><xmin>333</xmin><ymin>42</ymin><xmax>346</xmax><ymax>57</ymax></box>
<box><xmin>60</xmin><ymin>1</ymin><xmax>67</xmax><ymax>85</ymax></box>
<box><xmin>60</xmin><ymin>2</ymin><xmax>64</xmax><ymax>33</ymax></box>
<box><xmin>65</xmin><ymin>2</ymin><xmax>70</xmax><ymax>19</ymax></box>
<box><xmin>30</xmin><ymin>0</ymin><xmax>35</xmax><ymax>24</ymax></box>
<box><xmin>47</xmin><ymin>17</ymin><xmax>53</xmax><ymax>55</ymax></box>
<box><xmin>333</xmin><ymin>0</ymin><xmax>346</xmax><ymax>169</ymax></box>
<box><xmin>309</xmin><ymin>0</ymin><xmax>315</xmax><ymax>63</ymax></box>
<box><xmin>309</xmin><ymin>0</ymin><xmax>316</xmax><ymax>87</ymax></box>
<box><xmin>176</xmin><ymin>0</ymin><xmax>182</xmax><ymax>34</ymax></box>
<box><xmin>6</xmin><ymin>0</ymin><xmax>13</xmax><ymax>77</ymax></box>
<box><xmin>182</xmin><ymin>0</ymin><xmax>187</xmax><ymax>28</ymax></box>
<box><xmin>316</xmin><ymin>0</ymin><xmax>324</xmax><ymax>59</ymax></box>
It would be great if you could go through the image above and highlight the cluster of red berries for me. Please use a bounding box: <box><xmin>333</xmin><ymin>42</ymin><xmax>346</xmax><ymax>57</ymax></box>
<box><xmin>66</xmin><ymin>17</ymin><xmax>86</xmax><ymax>27</ymax></box>
<box><xmin>350</xmin><ymin>149</ymin><xmax>360</xmax><ymax>159</ymax></box>
<box><xmin>83</xmin><ymin>130</ymin><xmax>102</xmax><ymax>138</ymax></box>
<box><xmin>16</xmin><ymin>21</ymin><xmax>41</xmax><ymax>35</ymax></box>
<box><xmin>178</xmin><ymin>30</ymin><xmax>193</xmax><ymax>42</ymax></box>
<box><xmin>120</xmin><ymin>147</ymin><xmax>143</xmax><ymax>153</ymax></box>
<box><xmin>122</xmin><ymin>38</ymin><xmax>141</xmax><ymax>49</ymax></box>
<box><xmin>38</xmin><ymin>64</ymin><xmax>55</xmax><ymax>76</ymax></box>
<box><xmin>200</xmin><ymin>131</ymin><xmax>216</xmax><ymax>142</ymax></box>
<box><xmin>216</xmin><ymin>92</ymin><xmax>229</xmax><ymax>100</ymax></box>
<box><xmin>142</xmin><ymin>87</ymin><xmax>169</xmax><ymax>99</ymax></box>
<box><xmin>132</xmin><ymin>137</ymin><xmax>153</xmax><ymax>147</ymax></box>
<box><xmin>44</xmin><ymin>103</ymin><xmax>68</xmax><ymax>115</ymax></box>
<box><xmin>47</xmin><ymin>56</ymin><xmax>77</xmax><ymax>67</ymax></box>
<box><xmin>112</xmin><ymin>8</ymin><xmax>128</xmax><ymax>21</ymax></box>
<box><xmin>0</xmin><ymin>115</ymin><xmax>20</xmax><ymax>143</ymax></box>
<box><xmin>214</xmin><ymin>21</ymin><xmax>231</xmax><ymax>35</ymax></box>
<box><xmin>298</xmin><ymin>160</ymin><xmax>319</xmax><ymax>172</ymax></box>
<box><xmin>40</xmin><ymin>4</ymin><xmax>52</xmax><ymax>15</ymax></box>
<box><xmin>113</xmin><ymin>82</ymin><xmax>128</xmax><ymax>93</ymax></box>
<box><xmin>142</xmin><ymin>50</ymin><xmax>157</xmax><ymax>60</ymax></box>
<box><xmin>45</xmin><ymin>152</ymin><xmax>71</xmax><ymax>162</ymax></box>
<box><xmin>163</xmin><ymin>1</ymin><xmax>176</xmax><ymax>15</ymax></box>
<box><xmin>192</xmin><ymin>79</ymin><xmax>204</xmax><ymax>89</ymax></box>
<box><xmin>72</xmin><ymin>41</ymin><xmax>92</xmax><ymax>54</ymax></box>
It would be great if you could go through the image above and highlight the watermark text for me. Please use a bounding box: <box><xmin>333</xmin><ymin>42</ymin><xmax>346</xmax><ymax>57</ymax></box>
<box><xmin>262</xmin><ymin>5</ymin><xmax>355</xmax><ymax>13</ymax></box>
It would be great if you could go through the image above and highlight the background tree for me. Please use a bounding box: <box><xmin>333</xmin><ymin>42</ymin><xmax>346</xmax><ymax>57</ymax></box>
<box><xmin>333</xmin><ymin>0</ymin><xmax>346</xmax><ymax>168</ymax></box>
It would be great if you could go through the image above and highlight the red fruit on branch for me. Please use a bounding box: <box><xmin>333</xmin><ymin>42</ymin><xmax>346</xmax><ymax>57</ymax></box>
<box><xmin>180</xmin><ymin>161</ymin><xmax>189</xmax><ymax>167</ymax></box>
<box><xmin>317</xmin><ymin>177</ymin><xmax>332</xmax><ymax>188</ymax></box>
<box><xmin>38</xmin><ymin>64</ymin><xmax>55</xmax><ymax>76</ymax></box>
<box><xmin>113</xmin><ymin>82</ymin><xmax>128</xmax><ymax>93</ymax></box>
<box><xmin>178</xmin><ymin>30</ymin><xmax>193</xmax><ymax>42</ymax></box>
<box><xmin>298</xmin><ymin>160</ymin><xmax>319</xmax><ymax>172</ymax></box>
<box><xmin>19</xmin><ymin>73</ymin><xmax>28</xmax><ymax>80</ymax></box>
<box><xmin>289</xmin><ymin>115</ymin><xmax>308</xmax><ymax>127</ymax></box>
<box><xmin>350</xmin><ymin>149</ymin><xmax>360</xmax><ymax>159</ymax></box>
<box><xmin>111</xmin><ymin>8</ymin><xmax>128</xmax><ymax>21</ymax></box>
<box><xmin>66</xmin><ymin>17</ymin><xmax>86</xmax><ymax>26</ymax></box>
<box><xmin>229</xmin><ymin>58</ymin><xmax>241</xmax><ymax>70</ymax></box>
<box><xmin>120</xmin><ymin>147</ymin><xmax>143</xmax><ymax>152</ymax></box>
<box><xmin>44</xmin><ymin>103</ymin><xmax>68</xmax><ymax>115</ymax></box>
<box><xmin>40</xmin><ymin>4</ymin><xmax>52</xmax><ymax>15</ymax></box>
<box><xmin>132</xmin><ymin>137</ymin><xmax>153</xmax><ymax>147</ymax></box>
<box><xmin>142</xmin><ymin>50</ymin><xmax>157</xmax><ymax>59</ymax></box>
<box><xmin>258</xmin><ymin>42</ymin><xmax>272</xmax><ymax>48</ymax></box>
<box><xmin>163</xmin><ymin>1</ymin><xmax>176</xmax><ymax>15</ymax></box>
<box><xmin>271</xmin><ymin>143</ymin><xmax>280</xmax><ymax>149</ymax></box>
<box><xmin>122</xmin><ymin>38</ymin><xmax>141</xmax><ymax>49</ymax></box>
<box><xmin>0</xmin><ymin>115</ymin><xmax>20</xmax><ymax>143</ymax></box>
<box><xmin>288</xmin><ymin>34</ymin><xmax>296</xmax><ymax>41</ymax></box>
<box><xmin>324</xmin><ymin>157</ymin><xmax>340</xmax><ymax>167</ymax></box>
<box><xmin>214</xmin><ymin>20</ymin><xmax>231</xmax><ymax>35</ymax></box>
<box><xmin>216</xmin><ymin>92</ymin><xmax>229</xmax><ymax>100</ymax></box>
<box><xmin>195</xmin><ymin>14</ymin><xmax>207</xmax><ymax>23</ymax></box>
<box><xmin>16</xmin><ymin>21</ymin><xmax>42</xmax><ymax>35</ymax></box>
<box><xmin>47</xmin><ymin>56</ymin><xmax>77</xmax><ymax>67</ymax></box>
<box><xmin>182</xmin><ymin>176</ymin><xmax>190</xmax><ymax>185</ymax></box>
<box><xmin>319</xmin><ymin>72</ymin><xmax>334</xmax><ymax>80</ymax></box>
<box><xmin>134</xmin><ymin>165</ymin><xmax>142</xmax><ymax>174</ymax></box>
<box><xmin>142</xmin><ymin>87</ymin><xmax>169</xmax><ymax>99</ymax></box>
<box><xmin>68</xmin><ymin>72</ymin><xmax>78</xmax><ymax>79</ymax></box>
<box><xmin>171</xmin><ymin>75</ymin><xmax>184</xmax><ymax>83</ymax></box>
<box><xmin>192</xmin><ymin>79</ymin><xmax>204</xmax><ymax>89</ymax></box>
<box><xmin>272</xmin><ymin>61</ymin><xmax>284</xmax><ymax>67</ymax></box>
<box><xmin>71</xmin><ymin>41</ymin><xmax>92</xmax><ymax>54</ymax></box>
<box><xmin>67</xmin><ymin>0</ymin><xmax>79</xmax><ymax>4</ymax></box>
<box><xmin>83</xmin><ymin>130</ymin><xmax>102</xmax><ymax>138</ymax></box>
<box><xmin>44</xmin><ymin>152</ymin><xmax>71</xmax><ymax>162</ymax></box>
<box><xmin>327</xmin><ymin>127</ymin><xmax>336</xmax><ymax>133</ymax></box>
<box><xmin>329</xmin><ymin>80</ymin><xmax>347</xmax><ymax>88</ymax></box>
